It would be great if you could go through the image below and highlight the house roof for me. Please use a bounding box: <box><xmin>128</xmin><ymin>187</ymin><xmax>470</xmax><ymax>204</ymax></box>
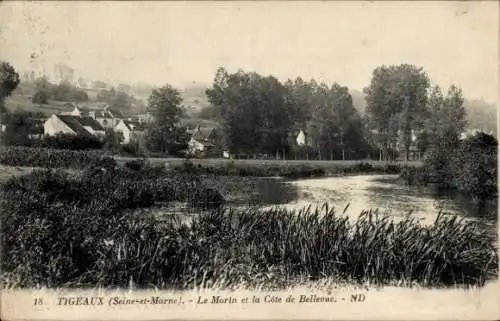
<box><xmin>107</xmin><ymin>108</ymin><xmax>124</xmax><ymax>118</ymax></box>
<box><xmin>78</xmin><ymin>116</ymin><xmax>105</xmax><ymax>131</ymax></box>
<box><xmin>191</xmin><ymin>127</ymin><xmax>216</xmax><ymax>141</ymax></box>
<box><xmin>57</xmin><ymin>115</ymin><xmax>94</xmax><ymax>137</ymax></box>
<box><xmin>121</xmin><ymin>119</ymin><xmax>147</xmax><ymax>132</ymax></box>
<box><xmin>57</xmin><ymin>115</ymin><xmax>104</xmax><ymax>136</ymax></box>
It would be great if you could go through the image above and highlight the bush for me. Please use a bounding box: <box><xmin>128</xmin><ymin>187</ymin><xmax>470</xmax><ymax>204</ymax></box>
<box><xmin>32</xmin><ymin>90</ymin><xmax>49</xmax><ymax>104</ymax></box>
<box><xmin>0</xmin><ymin>146</ymin><xmax>111</xmax><ymax>169</ymax></box>
<box><xmin>125</xmin><ymin>159</ymin><xmax>147</xmax><ymax>171</ymax></box>
<box><xmin>411</xmin><ymin>132</ymin><xmax>498</xmax><ymax>199</ymax></box>
<box><xmin>39</xmin><ymin>133</ymin><xmax>103</xmax><ymax>150</ymax></box>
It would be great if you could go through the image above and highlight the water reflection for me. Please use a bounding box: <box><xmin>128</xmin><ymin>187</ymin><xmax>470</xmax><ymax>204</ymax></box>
<box><xmin>264</xmin><ymin>175</ymin><xmax>497</xmax><ymax>229</ymax></box>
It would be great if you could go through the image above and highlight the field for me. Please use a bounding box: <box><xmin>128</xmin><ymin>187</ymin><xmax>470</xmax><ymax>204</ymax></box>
<box><xmin>4</xmin><ymin>95</ymin><xmax>72</xmax><ymax>115</ymax></box>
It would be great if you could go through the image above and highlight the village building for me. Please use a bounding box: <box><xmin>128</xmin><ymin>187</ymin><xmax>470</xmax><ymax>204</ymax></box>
<box><xmin>44</xmin><ymin>114</ymin><xmax>105</xmax><ymax>138</ymax></box>
<box><xmin>114</xmin><ymin>119</ymin><xmax>146</xmax><ymax>144</ymax></box>
<box><xmin>187</xmin><ymin>125</ymin><xmax>220</xmax><ymax>157</ymax></box>
<box><xmin>61</xmin><ymin>104</ymin><xmax>124</xmax><ymax>129</ymax></box>
<box><xmin>296</xmin><ymin>129</ymin><xmax>309</xmax><ymax>146</ymax></box>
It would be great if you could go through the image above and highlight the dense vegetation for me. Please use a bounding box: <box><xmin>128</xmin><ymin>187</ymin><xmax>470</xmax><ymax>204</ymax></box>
<box><xmin>402</xmin><ymin>132</ymin><xmax>498</xmax><ymax>199</ymax></box>
<box><xmin>172</xmin><ymin>159</ymin><xmax>403</xmax><ymax>179</ymax></box>
<box><xmin>0</xmin><ymin>146</ymin><xmax>115</xmax><ymax>169</ymax></box>
<box><xmin>1</xmin><ymin>166</ymin><xmax>496</xmax><ymax>289</ymax></box>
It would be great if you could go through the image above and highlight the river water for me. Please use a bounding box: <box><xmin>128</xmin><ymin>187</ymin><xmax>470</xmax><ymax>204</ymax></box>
<box><xmin>263</xmin><ymin>174</ymin><xmax>497</xmax><ymax>230</ymax></box>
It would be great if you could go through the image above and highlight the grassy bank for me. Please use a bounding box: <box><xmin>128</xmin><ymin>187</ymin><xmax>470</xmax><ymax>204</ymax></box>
<box><xmin>166</xmin><ymin>159</ymin><xmax>408</xmax><ymax>179</ymax></box>
<box><xmin>1</xmin><ymin>147</ymin><xmax>419</xmax><ymax>179</ymax></box>
<box><xmin>1</xmin><ymin>167</ymin><xmax>496</xmax><ymax>290</ymax></box>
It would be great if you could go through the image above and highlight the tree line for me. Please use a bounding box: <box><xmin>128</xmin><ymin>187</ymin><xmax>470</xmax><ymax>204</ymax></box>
<box><xmin>201</xmin><ymin>65</ymin><xmax>468</xmax><ymax>160</ymax></box>
<box><xmin>0</xmin><ymin>60</ymin><xmax>476</xmax><ymax>161</ymax></box>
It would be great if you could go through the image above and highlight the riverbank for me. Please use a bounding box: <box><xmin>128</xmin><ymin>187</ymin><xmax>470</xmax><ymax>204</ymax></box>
<box><xmin>0</xmin><ymin>146</ymin><xmax>422</xmax><ymax>179</ymax></box>
<box><xmin>1</xmin><ymin>166</ymin><xmax>496</xmax><ymax>290</ymax></box>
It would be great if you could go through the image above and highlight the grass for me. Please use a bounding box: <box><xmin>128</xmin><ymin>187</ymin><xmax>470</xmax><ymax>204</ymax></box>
<box><xmin>4</xmin><ymin>94</ymin><xmax>72</xmax><ymax>115</ymax></box>
<box><xmin>117</xmin><ymin>156</ymin><xmax>424</xmax><ymax>169</ymax></box>
<box><xmin>149</xmin><ymin>158</ymin><xmax>412</xmax><ymax>179</ymax></box>
<box><xmin>0</xmin><ymin>166</ymin><xmax>496</xmax><ymax>290</ymax></box>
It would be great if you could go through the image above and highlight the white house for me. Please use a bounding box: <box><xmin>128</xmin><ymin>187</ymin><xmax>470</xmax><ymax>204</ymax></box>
<box><xmin>61</xmin><ymin>105</ymin><xmax>123</xmax><ymax>129</ymax></box>
<box><xmin>114</xmin><ymin>119</ymin><xmax>145</xmax><ymax>144</ymax></box>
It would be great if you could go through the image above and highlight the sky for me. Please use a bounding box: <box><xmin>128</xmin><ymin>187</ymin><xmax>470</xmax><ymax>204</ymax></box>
<box><xmin>0</xmin><ymin>1</ymin><xmax>498</xmax><ymax>104</ymax></box>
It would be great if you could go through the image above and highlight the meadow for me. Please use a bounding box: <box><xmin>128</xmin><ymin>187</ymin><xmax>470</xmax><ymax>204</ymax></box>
<box><xmin>1</xmin><ymin>163</ymin><xmax>496</xmax><ymax>290</ymax></box>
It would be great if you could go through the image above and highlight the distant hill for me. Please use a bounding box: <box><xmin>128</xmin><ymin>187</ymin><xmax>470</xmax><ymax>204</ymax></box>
<box><xmin>348</xmin><ymin>89</ymin><xmax>497</xmax><ymax>135</ymax></box>
<box><xmin>350</xmin><ymin>89</ymin><xmax>366</xmax><ymax>114</ymax></box>
<box><xmin>464</xmin><ymin>99</ymin><xmax>497</xmax><ymax>134</ymax></box>
<box><xmin>180</xmin><ymin>85</ymin><xmax>210</xmax><ymax>116</ymax></box>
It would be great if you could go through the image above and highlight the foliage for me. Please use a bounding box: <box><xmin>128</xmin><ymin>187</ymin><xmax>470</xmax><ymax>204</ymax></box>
<box><xmin>448</xmin><ymin>133</ymin><xmax>497</xmax><ymax>198</ymax></box>
<box><xmin>0</xmin><ymin>111</ymin><xmax>44</xmax><ymax>146</ymax></box>
<box><xmin>96</xmin><ymin>87</ymin><xmax>136</xmax><ymax>112</ymax></box>
<box><xmin>102</xmin><ymin>128</ymin><xmax>124</xmax><ymax>153</ymax></box>
<box><xmin>402</xmin><ymin>132</ymin><xmax>497</xmax><ymax>199</ymax></box>
<box><xmin>31</xmin><ymin>90</ymin><xmax>49</xmax><ymax>105</ymax></box>
<box><xmin>206</xmin><ymin>68</ymin><xmax>371</xmax><ymax>160</ymax></box>
<box><xmin>147</xmin><ymin>84</ymin><xmax>185</xmax><ymax>128</ymax></box>
<box><xmin>144</xmin><ymin>84</ymin><xmax>188</xmax><ymax>155</ymax></box>
<box><xmin>172</xmin><ymin>159</ymin><xmax>404</xmax><ymax>178</ymax></box>
<box><xmin>40</xmin><ymin>133</ymin><xmax>104</xmax><ymax>150</ymax></box>
<box><xmin>0</xmin><ymin>146</ymin><xmax>115</xmax><ymax>169</ymax></box>
<box><xmin>206</xmin><ymin>68</ymin><xmax>291</xmax><ymax>156</ymax></box>
<box><xmin>143</xmin><ymin>125</ymin><xmax>190</xmax><ymax>156</ymax></box>
<box><xmin>0</xmin><ymin>61</ymin><xmax>20</xmax><ymax>103</ymax></box>
<box><xmin>0</xmin><ymin>167</ymin><xmax>226</xmax><ymax>288</ymax></box>
<box><xmin>1</xmin><ymin>185</ymin><xmax>496</xmax><ymax>289</ymax></box>
<box><xmin>33</xmin><ymin>77</ymin><xmax>88</xmax><ymax>103</ymax></box>
<box><xmin>364</xmin><ymin>64</ymin><xmax>430</xmax><ymax>161</ymax></box>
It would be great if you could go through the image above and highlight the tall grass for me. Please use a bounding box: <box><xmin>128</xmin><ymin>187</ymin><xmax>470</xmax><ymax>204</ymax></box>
<box><xmin>1</xmin><ymin>164</ymin><xmax>496</xmax><ymax>290</ymax></box>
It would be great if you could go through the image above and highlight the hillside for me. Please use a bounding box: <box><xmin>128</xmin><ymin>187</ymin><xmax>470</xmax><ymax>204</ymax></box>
<box><xmin>464</xmin><ymin>99</ymin><xmax>497</xmax><ymax>134</ymax></box>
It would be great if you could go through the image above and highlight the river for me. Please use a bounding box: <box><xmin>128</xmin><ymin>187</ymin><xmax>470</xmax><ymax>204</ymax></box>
<box><xmin>263</xmin><ymin>174</ymin><xmax>497</xmax><ymax>231</ymax></box>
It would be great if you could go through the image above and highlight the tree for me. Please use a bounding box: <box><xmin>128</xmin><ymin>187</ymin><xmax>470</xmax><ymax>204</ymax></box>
<box><xmin>364</xmin><ymin>64</ymin><xmax>430</xmax><ymax>161</ymax></box>
<box><xmin>144</xmin><ymin>84</ymin><xmax>188</xmax><ymax>155</ymax></box>
<box><xmin>103</xmin><ymin>128</ymin><xmax>124</xmax><ymax>153</ymax></box>
<box><xmin>284</xmin><ymin>77</ymin><xmax>315</xmax><ymax>130</ymax></box>
<box><xmin>305</xmin><ymin>82</ymin><xmax>364</xmax><ymax>160</ymax></box>
<box><xmin>424</xmin><ymin>84</ymin><xmax>467</xmax><ymax>149</ymax></box>
<box><xmin>206</xmin><ymin>68</ymin><xmax>291</xmax><ymax>157</ymax></box>
<box><xmin>1</xmin><ymin>111</ymin><xmax>44</xmax><ymax>146</ymax></box>
<box><xmin>0</xmin><ymin>61</ymin><xmax>20</xmax><ymax>104</ymax></box>
<box><xmin>32</xmin><ymin>90</ymin><xmax>49</xmax><ymax>105</ymax></box>
<box><xmin>147</xmin><ymin>85</ymin><xmax>184</xmax><ymax>127</ymax></box>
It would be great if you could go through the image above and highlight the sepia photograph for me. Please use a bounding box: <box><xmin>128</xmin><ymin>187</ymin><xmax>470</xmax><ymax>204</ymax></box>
<box><xmin>0</xmin><ymin>1</ymin><xmax>498</xmax><ymax>320</ymax></box>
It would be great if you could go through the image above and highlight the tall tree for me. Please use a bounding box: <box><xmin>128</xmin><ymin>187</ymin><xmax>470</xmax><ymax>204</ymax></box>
<box><xmin>144</xmin><ymin>84</ymin><xmax>188</xmax><ymax>154</ymax></box>
<box><xmin>0</xmin><ymin>61</ymin><xmax>20</xmax><ymax>106</ymax></box>
<box><xmin>364</xmin><ymin>64</ymin><xmax>430</xmax><ymax>160</ymax></box>
<box><xmin>425</xmin><ymin>84</ymin><xmax>466</xmax><ymax>149</ymax></box>
<box><xmin>206</xmin><ymin>68</ymin><xmax>291</xmax><ymax>157</ymax></box>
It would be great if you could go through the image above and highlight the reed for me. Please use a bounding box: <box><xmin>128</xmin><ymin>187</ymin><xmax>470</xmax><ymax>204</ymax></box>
<box><xmin>1</xmin><ymin>167</ymin><xmax>496</xmax><ymax>290</ymax></box>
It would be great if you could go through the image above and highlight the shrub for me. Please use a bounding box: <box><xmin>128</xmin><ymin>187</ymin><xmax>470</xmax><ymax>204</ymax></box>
<box><xmin>0</xmin><ymin>146</ymin><xmax>110</xmax><ymax>169</ymax></box>
<box><xmin>39</xmin><ymin>133</ymin><xmax>103</xmax><ymax>150</ymax></box>
<box><xmin>125</xmin><ymin>159</ymin><xmax>147</xmax><ymax>171</ymax></box>
<box><xmin>32</xmin><ymin>90</ymin><xmax>49</xmax><ymax>104</ymax></box>
<box><xmin>410</xmin><ymin>132</ymin><xmax>498</xmax><ymax>199</ymax></box>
